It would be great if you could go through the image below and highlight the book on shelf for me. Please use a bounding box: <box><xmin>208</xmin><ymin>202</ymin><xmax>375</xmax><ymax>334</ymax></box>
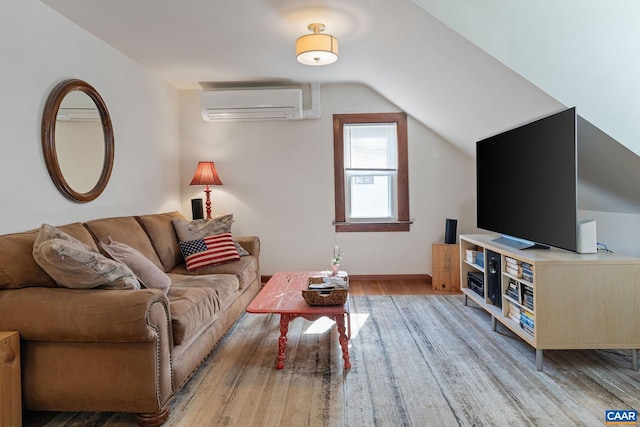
<box><xmin>506</xmin><ymin>265</ymin><xmax>523</xmax><ymax>277</ymax></box>
<box><xmin>521</xmin><ymin>262</ymin><xmax>534</xmax><ymax>282</ymax></box>
<box><xmin>506</xmin><ymin>279</ymin><xmax>519</xmax><ymax>299</ymax></box>
<box><xmin>508</xmin><ymin>301</ymin><xmax>521</xmax><ymax>312</ymax></box>
<box><xmin>520</xmin><ymin>313</ymin><xmax>534</xmax><ymax>323</ymax></box>
<box><xmin>505</xmin><ymin>256</ymin><xmax>519</xmax><ymax>265</ymax></box>
<box><xmin>505</xmin><ymin>256</ymin><xmax>521</xmax><ymax>269</ymax></box>
<box><xmin>523</xmin><ymin>297</ymin><xmax>534</xmax><ymax>310</ymax></box>
<box><xmin>508</xmin><ymin>302</ymin><xmax>521</xmax><ymax>319</ymax></box>
<box><xmin>506</xmin><ymin>289</ymin><xmax>519</xmax><ymax>300</ymax></box>
<box><xmin>465</xmin><ymin>250</ymin><xmax>480</xmax><ymax>265</ymax></box>
<box><xmin>520</xmin><ymin>322</ymin><xmax>534</xmax><ymax>335</ymax></box>
<box><xmin>520</xmin><ymin>309</ymin><xmax>535</xmax><ymax>335</ymax></box>
<box><xmin>520</xmin><ymin>284</ymin><xmax>534</xmax><ymax>310</ymax></box>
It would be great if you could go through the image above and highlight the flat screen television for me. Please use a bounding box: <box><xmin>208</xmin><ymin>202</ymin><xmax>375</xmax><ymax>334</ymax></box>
<box><xmin>476</xmin><ymin>107</ymin><xmax>577</xmax><ymax>252</ymax></box>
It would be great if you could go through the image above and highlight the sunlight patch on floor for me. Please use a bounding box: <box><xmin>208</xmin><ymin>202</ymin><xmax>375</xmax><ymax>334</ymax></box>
<box><xmin>303</xmin><ymin>312</ymin><xmax>370</xmax><ymax>340</ymax></box>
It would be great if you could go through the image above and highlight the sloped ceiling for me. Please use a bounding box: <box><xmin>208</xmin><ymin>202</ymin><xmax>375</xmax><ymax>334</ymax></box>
<box><xmin>411</xmin><ymin>0</ymin><xmax>640</xmax><ymax>157</ymax></box>
<box><xmin>411</xmin><ymin>0</ymin><xmax>640</xmax><ymax>213</ymax></box>
<box><xmin>40</xmin><ymin>0</ymin><xmax>640</xmax><ymax>212</ymax></box>
<box><xmin>40</xmin><ymin>0</ymin><xmax>562</xmax><ymax>157</ymax></box>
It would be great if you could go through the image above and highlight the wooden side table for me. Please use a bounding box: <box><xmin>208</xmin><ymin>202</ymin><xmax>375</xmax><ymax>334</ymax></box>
<box><xmin>0</xmin><ymin>331</ymin><xmax>21</xmax><ymax>427</ymax></box>
<box><xmin>432</xmin><ymin>243</ymin><xmax>460</xmax><ymax>291</ymax></box>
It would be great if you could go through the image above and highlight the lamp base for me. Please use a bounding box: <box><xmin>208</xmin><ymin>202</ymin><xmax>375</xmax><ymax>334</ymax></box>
<box><xmin>204</xmin><ymin>186</ymin><xmax>212</xmax><ymax>220</ymax></box>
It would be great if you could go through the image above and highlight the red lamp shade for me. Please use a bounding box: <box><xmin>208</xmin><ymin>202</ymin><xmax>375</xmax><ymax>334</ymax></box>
<box><xmin>189</xmin><ymin>161</ymin><xmax>223</xmax><ymax>186</ymax></box>
<box><xmin>190</xmin><ymin>162</ymin><xmax>223</xmax><ymax>219</ymax></box>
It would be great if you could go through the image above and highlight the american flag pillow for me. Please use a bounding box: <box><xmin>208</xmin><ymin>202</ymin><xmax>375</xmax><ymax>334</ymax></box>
<box><xmin>178</xmin><ymin>232</ymin><xmax>240</xmax><ymax>271</ymax></box>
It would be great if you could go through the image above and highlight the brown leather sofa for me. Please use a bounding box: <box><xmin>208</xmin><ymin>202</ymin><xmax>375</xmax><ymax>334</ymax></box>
<box><xmin>0</xmin><ymin>211</ymin><xmax>261</xmax><ymax>426</ymax></box>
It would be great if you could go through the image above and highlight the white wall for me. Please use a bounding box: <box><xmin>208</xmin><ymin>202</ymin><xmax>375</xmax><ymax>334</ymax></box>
<box><xmin>0</xmin><ymin>1</ymin><xmax>181</xmax><ymax>234</ymax></box>
<box><xmin>577</xmin><ymin>210</ymin><xmax>640</xmax><ymax>257</ymax></box>
<box><xmin>179</xmin><ymin>84</ymin><xmax>476</xmax><ymax>275</ymax></box>
<box><xmin>411</xmin><ymin>0</ymin><xmax>640</xmax><ymax>157</ymax></box>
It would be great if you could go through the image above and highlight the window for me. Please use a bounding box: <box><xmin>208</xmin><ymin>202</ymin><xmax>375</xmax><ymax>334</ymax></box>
<box><xmin>333</xmin><ymin>113</ymin><xmax>410</xmax><ymax>232</ymax></box>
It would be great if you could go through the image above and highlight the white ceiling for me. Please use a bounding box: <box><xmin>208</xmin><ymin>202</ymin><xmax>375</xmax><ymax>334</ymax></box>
<box><xmin>39</xmin><ymin>0</ymin><xmax>565</xmax><ymax>157</ymax></box>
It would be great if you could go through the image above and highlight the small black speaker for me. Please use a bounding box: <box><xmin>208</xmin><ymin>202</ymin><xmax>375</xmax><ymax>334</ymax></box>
<box><xmin>486</xmin><ymin>249</ymin><xmax>502</xmax><ymax>307</ymax></box>
<box><xmin>444</xmin><ymin>218</ymin><xmax>457</xmax><ymax>244</ymax></box>
<box><xmin>191</xmin><ymin>198</ymin><xmax>204</xmax><ymax>220</ymax></box>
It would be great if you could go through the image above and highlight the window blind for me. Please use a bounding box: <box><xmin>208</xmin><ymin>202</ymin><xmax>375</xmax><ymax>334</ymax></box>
<box><xmin>344</xmin><ymin>123</ymin><xmax>398</xmax><ymax>170</ymax></box>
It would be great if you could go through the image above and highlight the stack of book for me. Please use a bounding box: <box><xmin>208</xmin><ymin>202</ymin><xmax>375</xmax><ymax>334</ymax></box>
<box><xmin>520</xmin><ymin>309</ymin><xmax>535</xmax><ymax>335</ymax></box>
<box><xmin>506</xmin><ymin>278</ymin><xmax>519</xmax><ymax>301</ymax></box>
<box><xmin>507</xmin><ymin>301</ymin><xmax>521</xmax><ymax>323</ymax></box>
<box><xmin>505</xmin><ymin>256</ymin><xmax>523</xmax><ymax>278</ymax></box>
<box><xmin>465</xmin><ymin>249</ymin><xmax>479</xmax><ymax>264</ymax></box>
<box><xmin>522</xmin><ymin>262</ymin><xmax>534</xmax><ymax>282</ymax></box>
<box><xmin>521</xmin><ymin>284</ymin><xmax>534</xmax><ymax>310</ymax></box>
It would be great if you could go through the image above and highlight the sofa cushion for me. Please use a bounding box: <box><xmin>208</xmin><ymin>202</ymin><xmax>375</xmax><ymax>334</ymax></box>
<box><xmin>169</xmin><ymin>255</ymin><xmax>258</xmax><ymax>290</ymax></box>
<box><xmin>84</xmin><ymin>216</ymin><xmax>165</xmax><ymax>271</ymax></box>
<box><xmin>172</xmin><ymin>214</ymin><xmax>233</xmax><ymax>242</ymax></box>
<box><xmin>0</xmin><ymin>229</ymin><xmax>57</xmax><ymax>289</ymax></box>
<box><xmin>167</xmin><ymin>273</ymin><xmax>239</xmax><ymax>346</ymax></box>
<box><xmin>101</xmin><ymin>238</ymin><xmax>171</xmax><ymax>294</ymax></box>
<box><xmin>178</xmin><ymin>232</ymin><xmax>240</xmax><ymax>271</ymax></box>
<box><xmin>136</xmin><ymin>211</ymin><xmax>186</xmax><ymax>272</ymax></box>
<box><xmin>169</xmin><ymin>273</ymin><xmax>239</xmax><ymax>305</ymax></box>
<box><xmin>32</xmin><ymin>224</ymin><xmax>140</xmax><ymax>290</ymax></box>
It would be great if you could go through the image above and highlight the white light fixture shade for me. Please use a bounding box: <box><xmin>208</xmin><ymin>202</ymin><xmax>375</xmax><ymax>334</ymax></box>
<box><xmin>296</xmin><ymin>23</ymin><xmax>338</xmax><ymax>66</ymax></box>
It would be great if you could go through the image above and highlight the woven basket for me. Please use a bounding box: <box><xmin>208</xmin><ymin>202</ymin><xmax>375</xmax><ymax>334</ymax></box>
<box><xmin>302</xmin><ymin>288</ymin><xmax>348</xmax><ymax>306</ymax></box>
<box><xmin>302</xmin><ymin>277</ymin><xmax>348</xmax><ymax>305</ymax></box>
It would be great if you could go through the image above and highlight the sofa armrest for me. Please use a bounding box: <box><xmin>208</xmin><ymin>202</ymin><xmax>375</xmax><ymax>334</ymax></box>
<box><xmin>235</xmin><ymin>235</ymin><xmax>260</xmax><ymax>258</ymax></box>
<box><xmin>0</xmin><ymin>287</ymin><xmax>171</xmax><ymax>343</ymax></box>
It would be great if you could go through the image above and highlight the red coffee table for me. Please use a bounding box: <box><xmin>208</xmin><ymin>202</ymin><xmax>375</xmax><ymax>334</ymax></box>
<box><xmin>246</xmin><ymin>271</ymin><xmax>351</xmax><ymax>369</ymax></box>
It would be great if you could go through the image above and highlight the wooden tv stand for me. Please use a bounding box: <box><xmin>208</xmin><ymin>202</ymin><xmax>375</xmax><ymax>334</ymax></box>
<box><xmin>459</xmin><ymin>234</ymin><xmax>640</xmax><ymax>371</ymax></box>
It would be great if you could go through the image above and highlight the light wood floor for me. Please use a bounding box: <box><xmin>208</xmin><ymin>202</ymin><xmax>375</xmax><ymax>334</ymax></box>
<box><xmin>261</xmin><ymin>276</ymin><xmax>461</xmax><ymax>296</ymax></box>
<box><xmin>348</xmin><ymin>277</ymin><xmax>460</xmax><ymax>296</ymax></box>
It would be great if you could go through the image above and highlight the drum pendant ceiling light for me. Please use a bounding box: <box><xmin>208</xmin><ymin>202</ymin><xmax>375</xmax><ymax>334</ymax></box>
<box><xmin>296</xmin><ymin>23</ymin><xmax>338</xmax><ymax>66</ymax></box>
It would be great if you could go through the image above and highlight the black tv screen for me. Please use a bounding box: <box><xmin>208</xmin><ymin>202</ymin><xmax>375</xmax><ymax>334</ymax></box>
<box><xmin>476</xmin><ymin>107</ymin><xmax>577</xmax><ymax>252</ymax></box>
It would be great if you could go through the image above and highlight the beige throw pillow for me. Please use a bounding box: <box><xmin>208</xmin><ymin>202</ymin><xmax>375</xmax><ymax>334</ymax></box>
<box><xmin>32</xmin><ymin>224</ymin><xmax>140</xmax><ymax>290</ymax></box>
<box><xmin>172</xmin><ymin>214</ymin><xmax>234</xmax><ymax>241</ymax></box>
<box><xmin>101</xmin><ymin>238</ymin><xmax>171</xmax><ymax>294</ymax></box>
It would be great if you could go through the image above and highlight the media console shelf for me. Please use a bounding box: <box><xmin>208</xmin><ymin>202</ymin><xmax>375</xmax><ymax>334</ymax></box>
<box><xmin>459</xmin><ymin>234</ymin><xmax>640</xmax><ymax>371</ymax></box>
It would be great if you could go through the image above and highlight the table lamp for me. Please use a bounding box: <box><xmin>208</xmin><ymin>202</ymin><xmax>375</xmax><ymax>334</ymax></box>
<box><xmin>189</xmin><ymin>161</ymin><xmax>223</xmax><ymax>220</ymax></box>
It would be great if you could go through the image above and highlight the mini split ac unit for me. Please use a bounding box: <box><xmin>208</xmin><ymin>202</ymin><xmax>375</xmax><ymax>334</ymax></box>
<box><xmin>200</xmin><ymin>88</ymin><xmax>303</xmax><ymax>122</ymax></box>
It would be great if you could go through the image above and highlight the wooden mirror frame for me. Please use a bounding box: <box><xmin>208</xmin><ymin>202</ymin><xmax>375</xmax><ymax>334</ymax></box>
<box><xmin>42</xmin><ymin>79</ymin><xmax>114</xmax><ymax>203</ymax></box>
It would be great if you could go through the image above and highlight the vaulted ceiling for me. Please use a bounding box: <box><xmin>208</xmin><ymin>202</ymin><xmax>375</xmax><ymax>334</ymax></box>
<box><xmin>40</xmin><ymin>0</ymin><xmax>640</xmax><ymax>211</ymax></box>
<box><xmin>40</xmin><ymin>0</ymin><xmax>566</xmax><ymax>156</ymax></box>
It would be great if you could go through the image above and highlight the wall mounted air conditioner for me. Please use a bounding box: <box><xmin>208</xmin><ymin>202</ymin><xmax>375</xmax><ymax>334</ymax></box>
<box><xmin>200</xmin><ymin>88</ymin><xmax>303</xmax><ymax>121</ymax></box>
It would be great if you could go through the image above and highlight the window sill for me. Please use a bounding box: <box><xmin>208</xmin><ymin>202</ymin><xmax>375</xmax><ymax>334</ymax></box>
<box><xmin>333</xmin><ymin>221</ymin><xmax>412</xmax><ymax>232</ymax></box>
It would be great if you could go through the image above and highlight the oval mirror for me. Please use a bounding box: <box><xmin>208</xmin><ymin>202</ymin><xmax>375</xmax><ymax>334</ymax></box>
<box><xmin>42</xmin><ymin>79</ymin><xmax>114</xmax><ymax>202</ymax></box>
